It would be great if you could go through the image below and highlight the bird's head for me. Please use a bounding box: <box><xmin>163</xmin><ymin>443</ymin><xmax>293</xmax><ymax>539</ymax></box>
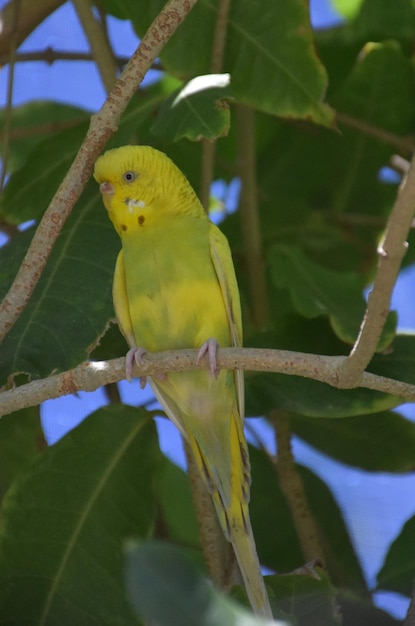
<box><xmin>93</xmin><ymin>145</ymin><xmax>204</xmax><ymax>237</ymax></box>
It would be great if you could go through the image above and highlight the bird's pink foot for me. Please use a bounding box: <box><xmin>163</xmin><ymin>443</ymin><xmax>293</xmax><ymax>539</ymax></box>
<box><xmin>197</xmin><ymin>338</ymin><xmax>220</xmax><ymax>378</ymax></box>
<box><xmin>125</xmin><ymin>347</ymin><xmax>168</xmax><ymax>387</ymax></box>
<box><xmin>125</xmin><ymin>347</ymin><xmax>148</xmax><ymax>387</ymax></box>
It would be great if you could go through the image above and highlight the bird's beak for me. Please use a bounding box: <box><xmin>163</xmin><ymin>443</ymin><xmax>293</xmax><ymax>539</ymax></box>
<box><xmin>100</xmin><ymin>181</ymin><xmax>115</xmax><ymax>195</ymax></box>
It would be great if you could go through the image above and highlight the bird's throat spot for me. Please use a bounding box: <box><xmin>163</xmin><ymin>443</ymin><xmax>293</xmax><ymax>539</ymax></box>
<box><xmin>121</xmin><ymin>224</ymin><xmax>127</xmax><ymax>231</ymax></box>
<box><xmin>138</xmin><ymin>215</ymin><xmax>145</xmax><ymax>226</ymax></box>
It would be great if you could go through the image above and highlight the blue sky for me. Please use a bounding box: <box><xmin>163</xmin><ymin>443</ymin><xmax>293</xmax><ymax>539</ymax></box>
<box><xmin>1</xmin><ymin>0</ymin><xmax>415</xmax><ymax>619</ymax></box>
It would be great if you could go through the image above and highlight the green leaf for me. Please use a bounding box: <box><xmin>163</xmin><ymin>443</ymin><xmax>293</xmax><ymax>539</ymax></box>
<box><xmin>291</xmin><ymin>410</ymin><xmax>415</xmax><ymax>472</ymax></box>
<box><xmin>352</xmin><ymin>0</ymin><xmax>414</xmax><ymax>41</ymax></box>
<box><xmin>226</xmin><ymin>0</ymin><xmax>334</xmax><ymax>125</ymax></box>
<box><xmin>0</xmin><ymin>121</ymin><xmax>89</xmax><ymax>224</ymax></box>
<box><xmin>125</xmin><ymin>540</ymin><xmax>282</xmax><ymax>625</ymax></box>
<box><xmin>0</xmin><ymin>185</ymin><xmax>118</xmax><ymax>385</ymax></box>
<box><xmin>377</xmin><ymin>514</ymin><xmax>415</xmax><ymax>597</ymax></box>
<box><xmin>110</xmin><ymin>0</ymin><xmax>333</xmax><ymax>125</ymax></box>
<box><xmin>331</xmin><ymin>0</ymin><xmax>363</xmax><ymax>19</ymax></box>
<box><xmin>152</xmin><ymin>74</ymin><xmax>232</xmax><ymax>142</ymax></box>
<box><xmin>157</xmin><ymin>458</ymin><xmax>200</xmax><ymax>550</ymax></box>
<box><xmin>0</xmin><ymin>83</ymin><xmax>170</xmax><ymax>225</ymax></box>
<box><xmin>249</xmin><ymin>447</ymin><xmax>367</xmax><ymax>591</ymax></box>
<box><xmin>369</xmin><ymin>332</ymin><xmax>415</xmax><ymax>385</ymax></box>
<box><xmin>246</xmin><ymin>371</ymin><xmax>400</xmax><ymax>419</ymax></box>
<box><xmin>267</xmin><ymin>567</ymin><xmax>341</xmax><ymax>626</ymax></box>
<box><xmin>268</xmin><ymin>243</ymin><xmax>396</xmax><ymax>349</ymax></box>
<box><xmin>338</xmin><ymin>591</ymin><xmax>401</xmax><ymax>626</ymax></box>
<box><xmin>0</xmin><ymin>407</ymin><xmax>43</xmax><ymax>501</ymax></box>
<box><xmin>0</xmin><ymin>101</ymin><xmax>89</xmax><ymax>176</ymax></box>
<box><xmin>0</xmin><ymin>405</ymin><xmax>161</xmax><ymax>625</ymax></box>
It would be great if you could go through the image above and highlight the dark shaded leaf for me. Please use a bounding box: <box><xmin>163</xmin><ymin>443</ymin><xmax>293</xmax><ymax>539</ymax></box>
<box><xmin>292</xmin><ymin>411</ymin><xmax>415</xmax><ymax>473</ymax></box>
<box><xmin>0</xmin><ymin>405</ymin><xmax>161</xmax><ymax>625</ymax></box>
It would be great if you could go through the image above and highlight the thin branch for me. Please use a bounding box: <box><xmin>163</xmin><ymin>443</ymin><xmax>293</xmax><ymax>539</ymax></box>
<box><xmin>273</xmin><ymin>410</ymin><xmax>325</xmax><ymax>563</ymax></box>
<box><xmin>0</xmin><ymin>49</ymin><xmax>164</xmax><ymax>70</ymax></box>
<box><xmin>199</xmin><ymin>0</ymin><xmax>231</xmax><ymax>210</ymax></box>
<box><xmin>336</xmin><ymin>110</ymin><xmax>415</xmax><ymax>154</ymax></box>
<box><xmin>0</xmin><ymin>0</ymin><xmax>199</xmax><ymax>346</ymax></box>
<box><xmin>0</xmin><ymin>0</ymin><xmax>65</xmax><ymax>58</ymax></box>
<box><xmin>236</xmin><ymin>105</ymin><xmax>269</xmax><ymax>329</ymax></box>
<box><xmin>183</xmin><ymin>440</ymin><xmax>237</xmax><ymax>589</ymax></box>
<box><xmin>337</xmin><ymin>152</ymin><xmax>415</xmax><ymax>387</ymax></box>
<box><xmin>1</xmin><ymin>347</ymin><xmax>414</xmax><ymax>417</ymax></box>
<box><xmin>71</xmin><ymin>0</ymin><xmax>118</xmax><ymax>93</ymax></box>
<box><xmin>0</xmin><ymin>0</ymin><xmax>20</xmax><ymax>193</ymax></box>
<box><xmin>0</xmin><ymin>119</ymin><xmax>87</xmax><ymax>141</ymax></box>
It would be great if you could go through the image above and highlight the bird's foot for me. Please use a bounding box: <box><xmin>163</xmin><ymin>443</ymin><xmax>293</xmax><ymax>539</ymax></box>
<box><xmin>197</xmin><ymin>338</ymin><xmax>220</xmax><ymax>378</ymax></box>
<box><xmin>125</xmin><ymin>347</ymin><xmax>167</xmax><ymax>387</ymax></box>
<box><xmin>125</xmin><ymin>347</ymin><xmax>148</xmax><ymax>388</ymax></box>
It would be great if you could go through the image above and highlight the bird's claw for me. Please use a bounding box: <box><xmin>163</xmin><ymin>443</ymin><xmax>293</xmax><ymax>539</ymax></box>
<box><xmin>125</xmin><ymin>346</ymin><xmax>168</xmax><ymax>386</ymax></box>
<box><xmin>197</xmin><ymin>338</ymin><xmax>220</xmax><ymax>378</ymax></box>
<box><xmin>125</xmin><ymin>347</ymin><xmax>148</xmax><ymax>387</ymax></box>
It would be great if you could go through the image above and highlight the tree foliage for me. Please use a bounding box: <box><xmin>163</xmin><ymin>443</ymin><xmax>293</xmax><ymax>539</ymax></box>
<box><xmin>0</xmin><ymin>0</ymin><xmax>415</xmax><ymax>624</ymax></box>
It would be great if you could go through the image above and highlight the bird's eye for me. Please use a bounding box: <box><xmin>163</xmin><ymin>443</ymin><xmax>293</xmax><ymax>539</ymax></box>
<box><xmin>123</xmin><ymin>171</ymin><xmax>137</xmax><ymax>183</ymax></box>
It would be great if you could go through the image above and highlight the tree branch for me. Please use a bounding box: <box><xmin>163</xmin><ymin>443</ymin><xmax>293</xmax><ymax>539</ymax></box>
<box><xmin>199</xmin><ymin>0</ymin><xmax>231</xmax><ymax>210</ymax></box>
<box><xmin>71</xmin><ymin>0</ymin><xmax>118</xmax><ymax>93</ymax></box>
<box><xmin>274</xmin><ymin>410</ymin><xmax>325</xmax><ymax>563</ymax></box>
<box><xmin>336</xmin><ymin>110</ymin><xmax>415</xmax><ymax>154</ymax></box>
<box><xmin>336</xmin><ymin>153</ymin><xmax>415</xmax><ymax>387</ymax></box>
<box><xmin>0</xmin><ymin>0</ymin><xmax>65</xmax><ymax>58</ymax></box>
<box><xmin>0</xmin><ymin>0</ymin><xmax>20</xmax><ymax>194</ymax></box>
<box><xmin>0</xmin><ymin>0</ymin><xmax>199</xmax><ymax>345</ymax></box>
<box><xmin>1</xmin><ymin>347</ymin><xmax>413</xmax><ymax>417</ymax></box>
<box><xmin>236</xmin><ymin>105</ymin><xmax>269</xmax><ymax>329</ymax></box>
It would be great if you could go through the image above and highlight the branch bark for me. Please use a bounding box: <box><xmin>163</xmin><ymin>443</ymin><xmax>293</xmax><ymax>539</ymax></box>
<box><xmin>71</xmin><ymin>0</ymin><xmax>118</xmax><ymax>93</ymax></box>
<box><xmin>199</xmin><ymin>0</ymin><xmax>231</xmax><ymax>210</ymax></box>
<box><xmin>274</xmin><ymin>410</ymin><xmax>325</xmax><ymax>563</ymax></box>
<box><xmin>1</xmin><ymin>347</ymin><xmax>414</xmax><ymax>417</ymax></box>
<box><xmin>336</xmin><ymin>152</ymin><xmax>415</xmax><ymax>387</ymax></box>
<box><xmin>0</xmin><ymin>0</ymin><xmax>199</xmax><ymax>345</ymax></box>
<box><xmin>0</xmin><ymin>0</ymin><xmax>65</xmax><ymax>58</ymax></box>
<box><xmin>236</xmin><ymin>105</ymin><xmax>269</xmax><ymax>329</ymax></box>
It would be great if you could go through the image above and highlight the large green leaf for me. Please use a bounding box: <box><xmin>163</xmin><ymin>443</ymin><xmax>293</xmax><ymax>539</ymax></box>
<box><xmin>156</xmin><ymin>458</ymin><xmax>200</xmax><ymax>551</ymax></box>
<box><xmin>377</xmin><ymin>514</ymin><xmax>415</xmax><ymax>597</ymax></box>
<box><xmin>338</xmin><ymin>591</ymin><xmax>401</xmax><ymax>626</ymax></box>
<box><xmin>0</xmin><ymin>121</ymin><xmax>89</xmax><ymax>224</ymax></box>
<box><xmin>0</xmin><ymin>101</ymin><xmax>89</xmax><ymax>176</ymax></box>
<box><xmin>369</xmin><ymin>333</ymin><xmax>415</xmax><ymax>385</ymax></box>
<box><xmin>0</xmin><ymin>405</ymin><xmax>161</xmax><ymax>625</ymax></box>
<box><xmin>104</xmin><ymin>0</ymin><xmax>333</xmax><ymax>125</ymax></box>
<box><xmin>0</xmin><ymin>407</ymin><xmax>43</xmax><ymax>502</ymax></box>
<box><xmin>291</xmin><ymin>410</ymin><xmax>415</xmax><ymax>472</ymax></box>
<box><xmin>267</xmin><ymin>567</ymin><xmax>341</xmax><ymax>626</ymax></box>
<box><xmin>0</xmin><ymin>84</ymin><xmax>171</xmax><ymax>225</ymax></box>
<box><xmin>268</xmin><ymin>243</ymin><xmax>396</xmax><ymax>348</ymax></box>
<box><xmin>245</xmin><ymin>371</ymin><xmax>400</xmax><ymax>419</ymax></box>
<box><xmin>251</xmin><ymin>41</ymin><xmax>415</xmax><ymax>275</ymax></box>
<box><xmin>125</xmin><ymin>540</ymin><xmax>284</xmax><ymax>625</ymax></box>
<box><xmin>0</xmin><ymin>184</ymin><xmax>118</xmax><ymax>385</ymax></box>
<box><xmin>352</xmin><ymin>0</ymin><xmax>414</xmax><ymax>41</ymax></box>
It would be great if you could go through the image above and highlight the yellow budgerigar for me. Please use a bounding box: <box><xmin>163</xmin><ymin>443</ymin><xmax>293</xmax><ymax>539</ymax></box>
<box><xmin>94</xmin><ymin>145</ymin><xmax>272</xmax><ymax>619</ymax></box>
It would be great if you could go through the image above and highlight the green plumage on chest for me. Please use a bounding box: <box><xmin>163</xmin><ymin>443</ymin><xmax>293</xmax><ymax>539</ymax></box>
<box><xmin>118</xmin><ymin>216</ymin><xmax>230</xmax><ymax>352</ymax></box>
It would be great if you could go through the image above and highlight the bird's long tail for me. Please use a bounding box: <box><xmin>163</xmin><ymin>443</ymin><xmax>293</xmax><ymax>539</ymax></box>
<box><xmin>229</xmin><ymin>506</ymin><xmax>273</xmax><ymax>620</ymax></box>
<box><xmin>190</xmin><ymin>411</ymin><xmax>273</xmax><ymax>620</ymax></box>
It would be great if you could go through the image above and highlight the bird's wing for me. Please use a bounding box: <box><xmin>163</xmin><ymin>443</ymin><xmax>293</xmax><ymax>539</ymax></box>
<box><xmin>208</xmin><ymin>222</ymin><xmax>244</xmax><ymax>418</ymax></box>
<box><xmin>112</xmin><ymin>249</ymin><xmax>136</xmax><ymax>348</ymax></box>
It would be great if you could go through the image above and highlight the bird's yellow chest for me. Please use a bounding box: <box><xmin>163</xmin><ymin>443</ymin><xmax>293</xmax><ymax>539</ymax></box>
<box><xmin>120</xmin><ymin>217</ymin><xmax>230</xmax><ymax>352</ymax></box>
